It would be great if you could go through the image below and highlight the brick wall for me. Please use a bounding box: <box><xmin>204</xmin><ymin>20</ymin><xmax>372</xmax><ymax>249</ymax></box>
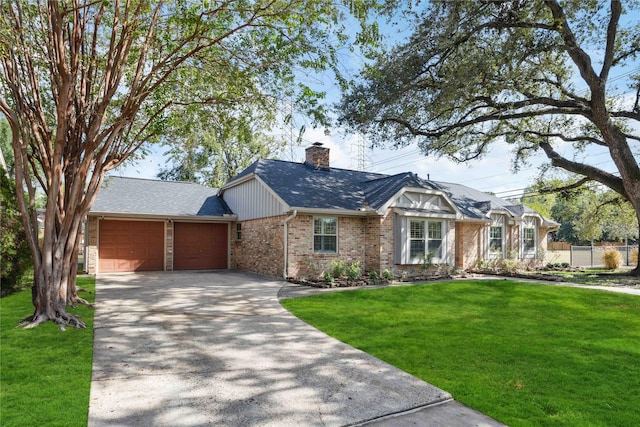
<box><xmin>364</xmin><ymin>217</ymin><xmax>381</xmax><ymax>275</ymax></box>
<box><xmin>86</xmin><ymin>216</ymin><xmax>98</xmax><ymax>274</ymax></box>
<box><xmin>287</xmin><ymin>215</ymin><xmax>367</xmax><ymax>279</ymax></box>
<box><xmin>379</xmin><ymin>213</ymin><xmax>395</xmax><ymax>272</ymax></box>
<box><xmin>456</xmin><ymin>221</ymin><xmax>484</xmax><ymax>269</ymax></box>
<box><xmin>233</xmin><ymin>215</ymin><xmax>285</xmax><ymax>277</ymax></box>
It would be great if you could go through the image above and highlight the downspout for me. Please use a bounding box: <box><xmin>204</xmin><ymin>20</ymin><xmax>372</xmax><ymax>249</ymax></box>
<box><xmin>283</xmin><ymin>209</ymin><xmax>298</xmax><ymax>279</ymax></box>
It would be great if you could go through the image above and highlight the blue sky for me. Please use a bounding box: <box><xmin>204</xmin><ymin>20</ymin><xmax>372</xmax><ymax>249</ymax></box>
<box><xmin>115</xmin><ymin>6</ymin><xmax>638</xmax><ymax>200</ymax></box>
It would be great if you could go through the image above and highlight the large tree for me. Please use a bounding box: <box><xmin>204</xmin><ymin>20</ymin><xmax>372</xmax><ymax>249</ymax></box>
<box><xmin>158</xmin><ymin>104</ymin><xmax>284</xmax><ymax>188</ymax></box>
<box><xmin>340</xmin><ymin>0</ymin><xmax>640</xmax><ymax>274</ymax></box>
<box><xmin>524</xmin><ymin>176</ymin><xmax>639</xmax><ymax>244</ymax></box>
<box><xmin>0</xmin><ymin>0</ymin><xmax>374</xmax><ymax>329</ymax></box>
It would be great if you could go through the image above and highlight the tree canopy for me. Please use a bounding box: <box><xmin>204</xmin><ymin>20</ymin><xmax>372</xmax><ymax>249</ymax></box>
<box><xmin>0</xmin><ymin>0</ymin><xmax>379</xmax><ymax>328</ymax></box>
<box><xmin>157</xmin><ymin>101</ymin><xmax>285</xmax><ymax>188</ymax></box>
<box><xmin>340</xmin><ymin>0</ymin><xmax>640</xmax><ymax>273</ymax></box>
<box><xmin>523</xmin><ymin>176</ymin><xmax>639</xmax><ymax>244</ymax></box>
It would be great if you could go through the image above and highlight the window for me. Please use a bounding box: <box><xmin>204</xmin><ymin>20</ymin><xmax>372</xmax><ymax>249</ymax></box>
<box><xmin>409</xmin><ymin>221</ymin><xmax>425</xmax><ymax>258</ymax></box>
<box><xmin>409</xmin><ymin>220</ymin><xmax>443</xmax><ymax>260</ymax></box>
<box><xmin>313</xmin><ymin>217</ymin><xmax>337</xmax><ymax>253</ymax></box>
<box><xmin>427</xmin><ymin>221</ymin><xmax>443</xmax><ymax>258</ymax></box>
<box><xmin>489</xmin><ymin>226</ymin><xmax>503</xmax><ymax>255</ymax></box>
<box><xmin>523</xmin><ymin>227</ymin><xmax>535</xmax><ymax>253</ymax></box>
<box><xmin>236</xmin><ymin>223</ymin><xmax>242</xmax><ymax>240</ymax></box>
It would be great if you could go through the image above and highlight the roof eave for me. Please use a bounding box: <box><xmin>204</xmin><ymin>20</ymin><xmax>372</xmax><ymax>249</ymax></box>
<box><xmin>87</xmin><ymin>212</ymin><xmax>237</xmax><ymax>222</ymax></box>
<box><xmin>219</xmin><ymin>172</ymin><xmax>256</xmax><ymax>193</ymax></box>
<box><xmin>290</xmin><ymin>207</ymin><xmax>380</xmax><ymax>217</ymax></box>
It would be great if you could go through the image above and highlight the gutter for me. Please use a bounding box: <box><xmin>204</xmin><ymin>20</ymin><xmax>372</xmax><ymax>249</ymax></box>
<box><xmin>87</xmin><ymin>212</ymin><xmax>238</xmax><ymax>222</ymax></box>
<box><xmin>283</xmin><ymin>209</ymin><xmax>298</xmax><ymax>279</ymax></box>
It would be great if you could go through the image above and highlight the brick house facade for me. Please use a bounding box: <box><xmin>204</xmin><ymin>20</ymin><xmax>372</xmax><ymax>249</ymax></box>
<box><xmin>86</xmin><ymin>143</ymin><xmax>557</xmax><ymax>277</ymax></box>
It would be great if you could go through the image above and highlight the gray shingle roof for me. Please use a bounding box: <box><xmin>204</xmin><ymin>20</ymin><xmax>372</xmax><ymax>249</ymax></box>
<box><xmin>225</xmin><ymin>159</ymin><xmax>546</xmax><ymax>221</ymax></box>
<box><xmin>90</xmin><ymin>176</ymin><xmax>232</xmax><ymax>217</ymax></box>
<box><xmin>233</xmin><ymin>159</ymin><xmax>387</xmax><ymax>211</ymax></box>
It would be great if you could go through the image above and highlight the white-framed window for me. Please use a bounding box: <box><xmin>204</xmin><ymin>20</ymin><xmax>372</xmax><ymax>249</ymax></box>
<box><xmin>236</xmin><ymin>223</ymin><xmax>242</xmax><ymax>240</ymax></box>
<box><xmin>313</xmin><ymin>217</ymin><xmax>337</xmax><ymax>253</ymax></box>
<box><xmin>521</xmin><ymin>217</ymin><xmax>537</xmax><ymax>257</ymax></box>
<box><xmin>489</xmin><ymin>226</ymin><xmax>503</xmax><ymax>253</ymax></box>
<box><xmin>523</xmin><ymin>227</ymin><xmax>535</xmax><ymax>252</ymax></box>
<box><xmin>488</xmin><ymin>214</ymin><xmax>505</xmax><ymax>258</ymax></box>
<box><xmin>408</xmin><ymin>219</ymin><xmax>444</xmax><ymax>261</ymax></box>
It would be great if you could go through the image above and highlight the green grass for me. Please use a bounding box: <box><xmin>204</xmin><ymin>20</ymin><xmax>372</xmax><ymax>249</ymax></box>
<box><xmin>282</xmin><ymin>280</ymin><xmax>640</xmax><ymax>426</ymax></box>
<box><xmin>0</xmin><ymin>276</ymin><xmax>96</xmax><ymax>427</ymax></box>
<box><xmin>549</xmin><ymin>268</ymin><xmax>639</xmax><ymax>287</ymax></box>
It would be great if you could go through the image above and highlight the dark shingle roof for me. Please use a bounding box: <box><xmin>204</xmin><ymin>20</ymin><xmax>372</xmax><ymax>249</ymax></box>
<box><xmin>233</xmin><ymin>159</ymin><xmax>387</xmax><ymax>211</ymax></box>
<box><xmin>90</xmin><ymin>176</ymin><xmax>232</xmax><ymax>217</ymax></box>
<box><xmin>225</xmin><ymin>159</ymin><xmax>541</xmax><ymax>220</ymax></box>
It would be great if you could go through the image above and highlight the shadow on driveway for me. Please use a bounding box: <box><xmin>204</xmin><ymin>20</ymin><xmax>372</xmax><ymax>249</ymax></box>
<box><xmin>88</xmin><ymin>271</ymin><xmax>452</xmax><ymax>426</ymax></box>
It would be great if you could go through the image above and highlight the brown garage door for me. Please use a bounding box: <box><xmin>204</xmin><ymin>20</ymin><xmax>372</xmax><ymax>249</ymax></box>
<box><xmin>98</xmin><ymin>220</ymin><xmax>164</xmax><ymax>272</ymax></box>
<box><xmin>174</xmin><ymin>222</ymin><xmax>228</xmax><ymax>270</ymax></box>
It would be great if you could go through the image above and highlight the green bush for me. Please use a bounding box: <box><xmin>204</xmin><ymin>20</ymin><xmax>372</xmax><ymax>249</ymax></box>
<box><xmin>323</xmin><ymin>272</ymin><xmax>334</xmax><ymax>283</ymax></box>
<box><xmin>382</xmin><ymin>269</ymin><xmax>393</xmax><ymax>281</ymax></box>
<box><xmin>602</xmin><ymin>247</ymin><xmax>623</xmax><ymax>269</ymax></box>
<box><xmin>368</xmin><ymin>270</ymin><xmax>379</xmax><ymax>280</ymax></box>
<box><xmin>1</xmin><ymin>170</ymin><xmax>32</xmax><ymax>296</ymax></box>
<box><xmin>331</xmin><ymin>260</ymin><xmax>346</xmax><ymax>278</ymax></box>
<box><xmin>345</xmin><ymin>260</ymin><xmax>361</xmax><ymax>281</ymax></box>
<box><xmin>500</xmin><ymin>258</ymin><xmax>520</xmax><ymax>274</ymax></box>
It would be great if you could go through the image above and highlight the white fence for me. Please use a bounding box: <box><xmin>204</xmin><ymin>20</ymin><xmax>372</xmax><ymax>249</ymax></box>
<box><xmin>570</xmin><ymin>245</ymin><xmax>638</xmax><ymax>268</ymax></box>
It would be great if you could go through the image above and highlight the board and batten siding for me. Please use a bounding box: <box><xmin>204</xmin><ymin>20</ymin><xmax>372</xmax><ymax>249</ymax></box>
<box><xmin>222</xmin><ymin>178</ymin><xmax>287</xmax><ymax>221</ymax></box>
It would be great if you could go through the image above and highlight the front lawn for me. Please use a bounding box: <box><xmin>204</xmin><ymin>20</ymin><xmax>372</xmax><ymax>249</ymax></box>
<box><xmin>0</xmin><ymin>276</ymin><xmax>96</xmax><ymax>427</ymax></box>
<box><xmin>282</xmin><ymin>280</ymin><xmax>640</xmax><ymax>426</ymax></box>
<box><xmin>548</xmin><ymin>268</ymin><xmax>639</xmax><ymax>287</ymax></box>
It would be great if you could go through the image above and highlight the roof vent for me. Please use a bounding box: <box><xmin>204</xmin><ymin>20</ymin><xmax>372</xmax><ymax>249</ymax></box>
<box><xmin>305</xmin><ymin>142</ymin><xmax>330</xmax><ymax>170</ymax></box>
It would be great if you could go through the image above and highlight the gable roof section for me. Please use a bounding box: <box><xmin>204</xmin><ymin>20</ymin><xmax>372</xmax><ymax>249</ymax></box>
<box><xmin>363</xmin><ymin>172</ymin><xmax>438</xmax><ymax>209</ymax></box>
<box><xmin>223</xmin><ymin>159</ymin><xmax>387</xmax><ymax>211</ymax></box>
<box><xmin>90</xmin><ymin>176</ymin><xmax>233</xmax><ymax>218</ymax></box>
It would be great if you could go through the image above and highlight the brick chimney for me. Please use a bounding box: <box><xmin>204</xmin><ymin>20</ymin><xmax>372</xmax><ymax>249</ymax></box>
<box><xmin>305</xmin><ymin>142</ymin><xmax>330</xmax><ymax>169</ymax></box>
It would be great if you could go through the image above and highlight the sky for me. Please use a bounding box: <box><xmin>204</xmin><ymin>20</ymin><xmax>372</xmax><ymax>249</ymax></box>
<box><xmin>114</xmin><ymin>5</ymin><xmax>637</xmax><ymax>201</ymax></box>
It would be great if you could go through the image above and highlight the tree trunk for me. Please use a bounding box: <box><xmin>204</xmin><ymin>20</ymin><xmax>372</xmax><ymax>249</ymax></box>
<box><xmin>633</xmin><ymin>216</ymin><xmax>640</xmax><ymax>277</ymax></box>
<box><xmin>19</xmin><ymin>210</ymin><xmax>88</xmax><ymax>330</ymax></box>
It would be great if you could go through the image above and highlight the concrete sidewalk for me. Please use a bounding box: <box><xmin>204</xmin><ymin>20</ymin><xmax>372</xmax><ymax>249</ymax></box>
<box><xmin>88</xmin><ymin>271</ymin><xmax>504</xmax><ymax>426</ymax></box>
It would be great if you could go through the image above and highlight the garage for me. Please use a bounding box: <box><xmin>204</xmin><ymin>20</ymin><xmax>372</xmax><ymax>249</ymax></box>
<box><xmin>173</xmin><ymin>222</ymin><xmax>228</xmax><ymax>270</ymax></box>
<box><xmin>98</xmin><ymin>220</ymin><xmax>165</xmax><ymax>272</ymax></box>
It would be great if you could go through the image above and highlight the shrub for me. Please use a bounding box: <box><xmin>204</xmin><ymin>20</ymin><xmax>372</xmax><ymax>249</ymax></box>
<box><xmin>602</xmin><ymin>247</ymin><xmax>623</xmax><ymax>269</ymax></box>
<box><xmin>331</xmin><ymin>260</ymin><xmax>346</xmax><ymax>278</ymax></box>
<box><xmin>1</xmin><ymin>170</ymin><xmax>32</xmax><ymax>296</ymax></box>
<box><xmin>501</xmin><ymin>258</ymin><xmax>520</xmax><ymax>274</ymax></box>
<box><xmin>346</xmin><ymin>260</ymin><xmax>361</xmax><ymax>281</ymax></box>
<box><xmin>323</xmin><ymin>272</ymin><xmax>334</xmax><ymax>283</ymax></box>
<box><xmin>368</xmin><ymin>270</ymin><xmax>379</xmax><ymax>280</ymax></box>
<box><xmin>421</xmin><ymin>252</ymin><xmax>434</xmax><ymax>270</ymax></box>
<box><xmin>382</xmin><ymin>269</ymin><xmax>394</xmax><ymax>281</ymax></box>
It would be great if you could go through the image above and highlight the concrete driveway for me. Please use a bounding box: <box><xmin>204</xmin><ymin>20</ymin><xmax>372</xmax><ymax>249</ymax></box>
<box><xmin>88</xmin><ymin>271</ymin><xmax>503</xmax><ymax>426</ymax></box>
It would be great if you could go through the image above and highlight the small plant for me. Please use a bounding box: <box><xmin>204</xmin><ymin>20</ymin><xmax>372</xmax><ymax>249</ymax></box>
<box><xmin>346</xmin><ymin>260</ymin><xmax>361</xmax><ymax>281</ymax></box>
<box><xmin>501</xmin><ymin>258</ymin><xmax>519</xmax><ymax>274</ymax></box>
<box><xmin>602</xmin><ymin>247</ymin><xmax>623</xmax><ymax>269</ymax></box>
<box><xmin>536</xmin><ymin>247</ymin><xmax>547</xmax><ymax>264</ymax></box>
<box><xmin>369</xmin><ymin>270</ymin><xmax>379</xmax><ymax>279</ymax></box>
<box><xmin>323</xmin><ymin>272</ymin><xmax>334</xmax><ymax>283</ymax></box>
<box><xmin>381</xmin><ymin>269</ymin><xmax>393</xmax><ymax>281</ymax></box>
<box><xmin>331</xmin><ymin>260</ymin><xmax>346</xmax><ymax>278</ymax></box>
<box><xmin>421</xmin><ymin>252</ymin><xmax>434</xmax><ymax>270</ymax></box>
